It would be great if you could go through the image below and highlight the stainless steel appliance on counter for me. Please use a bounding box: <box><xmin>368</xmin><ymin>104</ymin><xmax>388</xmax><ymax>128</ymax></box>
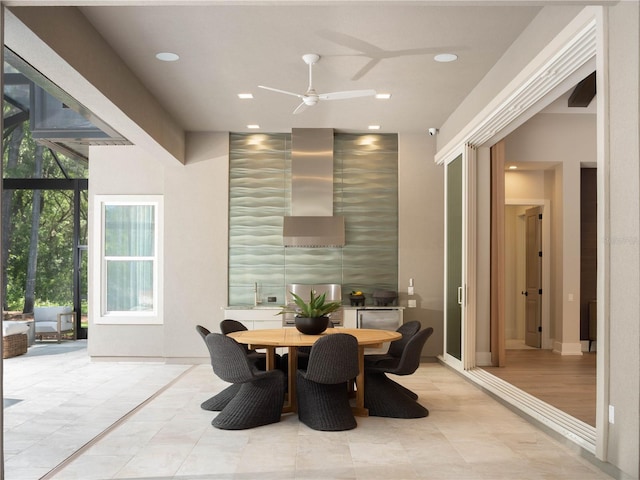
<box><xmin>357</xmin><ymin>308</ymin><xmax>403</xmax><ymax>353</ymax></box>
<box><xmin>282</xmin><ymin>283</ymin><xmax>343</xmax><ymax>327</ymax></box>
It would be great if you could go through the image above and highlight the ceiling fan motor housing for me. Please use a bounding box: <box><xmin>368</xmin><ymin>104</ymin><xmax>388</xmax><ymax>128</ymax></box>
<box><xmin>302</xmin><ymin>53</ymin><xmax>320</xmax><ymax>65</ymax></box>
<box><xmin>303</xmin><ymin>91</ymin><xmax>319</xmax><ymax>105</ymax></box>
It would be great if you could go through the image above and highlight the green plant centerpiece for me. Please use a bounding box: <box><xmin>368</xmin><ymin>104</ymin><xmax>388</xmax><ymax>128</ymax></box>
<box><xmin>278</xmin><ymin>290</ymin><xmax>342</xmax><ymax>335</ymax></box>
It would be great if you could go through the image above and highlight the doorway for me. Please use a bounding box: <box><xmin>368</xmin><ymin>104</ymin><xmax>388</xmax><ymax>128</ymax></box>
<box><xmin>484</xmin><ymin>125</ymin><xmax>597</xmax><ymax>429</ymax></box>
<box><xmin>504</xmin><ymin>204</ymin><xmax>546</xmax><ymax>350</ymax></box>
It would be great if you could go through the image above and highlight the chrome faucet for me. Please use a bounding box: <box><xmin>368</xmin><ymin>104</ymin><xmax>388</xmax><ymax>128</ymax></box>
<box><xmin>254</xmin><ymin>282</ymin><xmax>261</xmax><ymax>306</ymax></box>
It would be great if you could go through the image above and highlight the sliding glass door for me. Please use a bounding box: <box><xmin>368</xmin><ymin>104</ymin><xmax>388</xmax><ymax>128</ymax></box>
<box><xmin>445</xmin><ymin>154</ymin><xmax>463</xmax><ymax>361</ymax></box>
<box><xmin>443</xmin><ymin>147</ymin><xmax>475</xmax><ymax>369</ymax></box>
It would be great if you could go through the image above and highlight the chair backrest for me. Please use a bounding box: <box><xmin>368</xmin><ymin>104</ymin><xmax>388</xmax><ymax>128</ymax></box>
<box><xmin>33</xmin><ymin>306</ymin><xmax>73</xmax><ymax>323</ymax></box>
<box><xmin>387</xmin><ymin>320</ymin><xmax>421</xmax><ymax>358</ymax></box>
<box><xmin>196</xmin><ymin>325</ymin><xmax>214</xmax><ymax>368</ymax></box>
<box><xmin>305</xmin><ymin>333</ymin><xmax>359</xmax><ymax>384</ymax></box>
<box><xmin>205</xmin><ymin>333</ymin><xmax>256</xmax><ymax>384</ymax></box>
<box><xmin>196</xmin><ymin>324</ymin><xmax>211</xmax><ymax>341</ymax></box>
<box><xmin>220</xmin><ymin>319</ymin><xmax>248</xmax><ymax>335</ymax></box>
<box><xmin>220</xmin><ymin>319</ymin><xmax>252</xmax><ymax>354</ymax></box>
<box><xmin>298</xmin><ymin>320</ymin><xmax>335</xmax><ymax>355</ymax></box>
<box><xmin>388</xmin><ymin>327</ymin><xmax>433</xmax><ymax>376</ymax></box>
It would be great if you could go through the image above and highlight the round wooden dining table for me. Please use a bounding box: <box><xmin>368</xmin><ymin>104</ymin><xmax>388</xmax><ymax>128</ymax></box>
<box><xmin>227</xmin><ymin>327</ymin><xmax>401</xmax><ymax>416</ymax></box>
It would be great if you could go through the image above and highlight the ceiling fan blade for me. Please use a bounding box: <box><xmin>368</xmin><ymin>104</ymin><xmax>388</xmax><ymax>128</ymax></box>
<box><xmin>258</xmin><ymin>85</ymin><xmax>303</xmax><ymax>98</ymax></box>
<box><xmin>292</xmin><ymin>102</ymin><xmax>311</xmax><ymax>114</ymax></box>
<box><xmin>319</xmin><ymin>89</ymin><xmax>377</xmax><ymax>100</ymax></box>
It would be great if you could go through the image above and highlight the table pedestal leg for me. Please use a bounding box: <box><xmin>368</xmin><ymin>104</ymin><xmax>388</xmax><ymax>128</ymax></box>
<box><xmin>265</xmin><ymin>346</ymin><xmax>276</xmax><ymax>370</ymax></box>
<box><xmin>352</xmin><ymin>345</ymin><xmax>369</xmax><ymax>416</ymax></box>
<box><xmin>282</xmin><ymin>347</ymin><xmax>297</xmax><ymax>413</ymax></box>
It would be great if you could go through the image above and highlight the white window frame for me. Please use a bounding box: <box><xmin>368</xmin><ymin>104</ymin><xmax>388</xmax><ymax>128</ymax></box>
<box><xmin>93</xmin><ymin>195</ymin><xmax>163</xmax><ymax>325</ymax></box>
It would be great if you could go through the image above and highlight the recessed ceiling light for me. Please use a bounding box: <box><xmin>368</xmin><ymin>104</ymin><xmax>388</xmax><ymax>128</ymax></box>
<box><xmin>434</xmin><ymin>53</ymin><xmax>458</xmax><ymax>63</ymax></box>
<box><xmin>238</xmin><ymin>93</ymin><xmax>254</xmax><ymax>99</ymax></box>
<box><xmin>508</xmin><ymin>165</ymin><xmax>518</xmax><ymax>170</ymax></box>
<box><xmin>155</xmin><ymin>52</ymin><xmax>179</xmax><ymax>62</ymax></box>
<box><xmin>375</xmin><ymin>93</ymin><xmax>391</xmax><ymax>99</ymax></box>
<box><xmin>368</xmin><ymin>125</ymin><xmax>381</xmax><ymax>130</ymax></box>
<box><xmin>247</xmin><ymin>124</ymin><xmax>260</xmax><ymax>129</ymax></box>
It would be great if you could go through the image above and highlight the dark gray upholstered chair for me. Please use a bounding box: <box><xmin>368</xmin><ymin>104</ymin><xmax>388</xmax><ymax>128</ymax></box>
<box><xmin>364</xmin><ymin>320</ymin><xmax>421</xmax><ymax>367</ymax></box>
<box><xmin>220</xmin><ymin>319</ymin><xmax>272</xmax><ymax>369</ymax></box>
<box><xmin>296</xmin><ymin>333</ymin><xmax>359</xmax><ymax>431</ymax></box>
<box><xmin>281</xmin><ymin>321</ymin><xmax>335</xmax><ymax>375</ymax></box>
<box><xmin>205</xmin><ymin>333</ymin><xmax>285</xmax><ymax>430</ymax></box>
<box><xmin>364</xmin><ymin>327</ymin><xmax>434</xmax><ymax>418</ymax></box>
<box><xmin>196</xmin><ymin>325</ymin><xmax>241</xmax><ymax>411</ymax></box>
<box><xmin>219</xmin><ymin>318</ymin><xmax>248</xmax><ymax>335</ymax></box>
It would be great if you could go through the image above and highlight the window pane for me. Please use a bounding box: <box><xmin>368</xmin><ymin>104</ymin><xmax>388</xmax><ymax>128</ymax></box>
<box><xmin>106</xmin><ymin>260</ymin><xmax>154</xmax><ymax>312</ymax></box>
<box><xmin>104</xmin><ymin>205</ymin><xmax>155</xmax><ymax>256</ymax></box>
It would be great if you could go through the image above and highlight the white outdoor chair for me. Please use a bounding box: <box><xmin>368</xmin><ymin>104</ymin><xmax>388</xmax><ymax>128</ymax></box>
<box><xmin>33</xmin><ymin>306</ymin><xmax>75</xmax><ymax>343</ymax></box>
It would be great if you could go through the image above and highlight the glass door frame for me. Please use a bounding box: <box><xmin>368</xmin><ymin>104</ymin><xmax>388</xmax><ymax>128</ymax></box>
<box><xmin>441</xmin><ymin>145</ymin><xmax>477</xmax><ymax>371</ymax></box>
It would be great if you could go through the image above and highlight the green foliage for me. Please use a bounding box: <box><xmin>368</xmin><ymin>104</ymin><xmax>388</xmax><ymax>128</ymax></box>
<box><xmin>3</xmin><ymin>117</ymin><xmax>88</xmax><ymax>311</ymax></box>
<box><xmin>278</xmin><ymin>290</ymin><xmax>342</xmax><ymax>318</ymax></box>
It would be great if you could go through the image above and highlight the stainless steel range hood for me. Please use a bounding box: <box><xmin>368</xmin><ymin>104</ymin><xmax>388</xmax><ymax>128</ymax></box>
<box><xmin>283</xmin><ymin>128</ymin><xmax>345</xmax><ymax>247</ymax></box>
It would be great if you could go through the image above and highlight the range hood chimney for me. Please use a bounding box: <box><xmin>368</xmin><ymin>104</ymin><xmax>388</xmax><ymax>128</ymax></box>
<box><xmin>283</xmin><ymin>128</ymin><xmax>345</xmax><ymax>247</ymax></box>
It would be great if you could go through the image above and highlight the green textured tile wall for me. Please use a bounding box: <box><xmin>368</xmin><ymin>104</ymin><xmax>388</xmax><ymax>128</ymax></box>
<box><xmin>228</xmin><ymin>132</ymin><xmax>397</xmax><ymax>306</ymax></box>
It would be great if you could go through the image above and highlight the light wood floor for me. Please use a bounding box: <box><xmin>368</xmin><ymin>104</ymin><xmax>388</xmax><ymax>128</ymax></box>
<box><xmin>482</xmin><ymin>349</ymin><xmax>597</xmax><ymax>426</ymax></box>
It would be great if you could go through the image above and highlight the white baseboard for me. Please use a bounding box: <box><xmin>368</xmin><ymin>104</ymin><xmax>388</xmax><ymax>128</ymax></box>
<box><xmin>552</xmin><ymin>341</ymin><xmax>583</xmax><ymax>355</ymax></box>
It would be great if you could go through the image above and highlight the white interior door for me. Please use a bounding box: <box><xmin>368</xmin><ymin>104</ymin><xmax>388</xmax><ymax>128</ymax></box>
<box><xmin>524</xmin><ymin>206</ymin><xmax>543</xmax><ymax>348</ymax></box>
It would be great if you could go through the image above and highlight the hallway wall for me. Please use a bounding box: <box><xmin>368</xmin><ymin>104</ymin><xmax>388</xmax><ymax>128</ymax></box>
<box><xmin>504</xmin><ymin>113</ymin><xmax>596</xmax><ymax>353</ymax></box>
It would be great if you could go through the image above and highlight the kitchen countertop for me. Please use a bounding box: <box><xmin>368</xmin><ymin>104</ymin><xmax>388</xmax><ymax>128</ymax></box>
<box><xmin>344</xmin><ymin>305</ymin><xmax>404</xmax><ymax>309</ymax></box>
<box><xmin>224</xmin><ymin>305</ymin><xmax>281</xmax><ymax>310</ymax></box>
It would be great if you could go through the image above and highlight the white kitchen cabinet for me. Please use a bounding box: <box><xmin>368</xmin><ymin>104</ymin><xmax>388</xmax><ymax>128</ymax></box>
<box><xmin>343</xmin><ymin>308</ymin><xmax>358</xmax><ymax>328</ymax></box>
<box><xmin>223</xmin><ymin>308</ymin><xmax>282</xmax><ymax>331</ymax></box>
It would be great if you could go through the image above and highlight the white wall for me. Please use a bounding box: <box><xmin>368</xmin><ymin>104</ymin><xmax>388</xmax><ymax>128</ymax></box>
<box><xmin>88</xmin><ymin>135</ymin><xmax>230</xmax><ymax>361</ymax></box>
<box><xmin>548</xmin><ymin>168</ymin><xmax>561</xmax><ymax>345</ymax></box>
<box><xmin>398</xmin><ymin>133</ymin><xmax>444</xmax><ymax>357</ymax></box>
<box><xmin>505</xmin><ymin>170</ymin><xmax>546</xmax><ymax>200</ymax></box>
<box><xmin>88</xmin><ymin>146</ymin><xmax>166</xmax><ymax>358</ymax></box>
<box><xmin>605</xmin><ymin>2</ymin><xmax>640</xmax><ymax>474</ymax></box>
<box><xmin>163</xmin><ymin>132</ymin><xmax>229</xmax><ymax>360</ymax></box>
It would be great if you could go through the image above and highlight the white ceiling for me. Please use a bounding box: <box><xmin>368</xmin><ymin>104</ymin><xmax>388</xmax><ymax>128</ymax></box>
<box><xmin>75</xmin><ymin>3</ymin><xmax>544</xmax><ymax>134</ymax></box>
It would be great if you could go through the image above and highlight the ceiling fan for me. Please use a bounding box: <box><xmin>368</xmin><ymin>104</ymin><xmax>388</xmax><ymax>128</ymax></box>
<box><xmin>258</xmin><ymin>53</ymin><xmax>376</xmax><ymax>114</ymax></box>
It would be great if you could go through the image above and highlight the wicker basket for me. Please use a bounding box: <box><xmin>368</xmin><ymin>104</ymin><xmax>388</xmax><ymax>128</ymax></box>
<box><xmin>3</xmin><ymin>333</ymin><xmax>27</xmax><ymax>359</ymax></box>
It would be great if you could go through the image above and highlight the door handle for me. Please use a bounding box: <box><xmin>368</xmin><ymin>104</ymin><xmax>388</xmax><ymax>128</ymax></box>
<box><xmin>522</xmin><ymin>291</ymin><xmax>528</xmax><ymax>296</ymax></box>
<box><xmin>457</xmin><ymin>286</ymin><xmax>463</xmax><ymax>305</ymax></box>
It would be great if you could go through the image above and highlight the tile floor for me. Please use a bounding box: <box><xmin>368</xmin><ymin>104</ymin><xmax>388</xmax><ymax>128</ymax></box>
<box><xmin>3</xmin><ymin>341</ymin><xmax>613</xmax><ymax>480</ymax></box>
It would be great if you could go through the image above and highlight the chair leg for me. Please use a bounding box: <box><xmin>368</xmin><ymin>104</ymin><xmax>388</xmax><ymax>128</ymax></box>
<box><xmin>201</xmin><ymin>383</ymin><xmax>241</xmax><ymax>411</ymax></box>
<box><xmin>364</xmin><ymin>372</ymin><xmax>429</xmax><ymax>419</ymax></box>
<box><xmin>388</xmin><ymin>377</ymin><xmax>419</xmax><ymax>400</ymax></box>
<box><xmin>297</xmin><ymin>372</ymin><xmax>356</xmax><ymax>431</ymax></box>
<box><xmin>212</xmin><ymin>370</ymin><xmax>284</xmax><ymax>430</ymax></box>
